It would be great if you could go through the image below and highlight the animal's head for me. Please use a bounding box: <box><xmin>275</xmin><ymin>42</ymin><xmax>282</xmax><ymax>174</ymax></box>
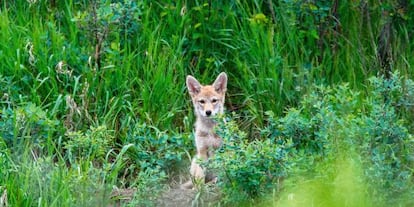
<box><xmin>186</xmin><ymin>72</ymin><xmax>227</xmax><ymax>118</ymax></box>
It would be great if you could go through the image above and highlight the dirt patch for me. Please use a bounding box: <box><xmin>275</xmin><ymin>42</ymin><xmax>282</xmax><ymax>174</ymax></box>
<box><xmin>157</xmin><ymin>184</ymin><xmax>221</xmax><ymax>207</ymax></box>
<box><xmin>109</xmin><ymin>184</ymin><xmax>220</xmax><ymax>207</ymax></box>
<box><xmin>109</xmin><ymin>188</ymin><xmax>136</xmax><ymax>207</ymax></box>
<box><xmin>157</xmin><ymin>187</ymin><xmax>196</xmax><ymax>207</ymax></box>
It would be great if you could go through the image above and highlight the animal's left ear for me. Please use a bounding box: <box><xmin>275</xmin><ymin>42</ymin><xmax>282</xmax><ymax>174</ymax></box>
<box><xmin>213</xmin><ymin>72</ymin><xmax>227</xmax><ymax>93</ymax></box>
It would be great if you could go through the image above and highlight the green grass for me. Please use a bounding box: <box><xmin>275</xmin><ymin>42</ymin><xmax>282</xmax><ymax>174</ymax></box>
<box><xmin>273</xmin><ymin>157</ymin><xmax>374</xmax><ymax>207</ymax></box>
<box><xmin>1</xmin><ymin>0</ymin><xmax>414</xmax><ymax>206</ymax></box>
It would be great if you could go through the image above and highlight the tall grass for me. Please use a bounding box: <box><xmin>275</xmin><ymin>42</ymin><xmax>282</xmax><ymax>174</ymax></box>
<box><xmin>1</xmin><ymin>0</ymin><xmax>413</xmax><ymax>206</ymax></box>
<box><xmin>1</xmin><ymin>0</ymin><xmax>412</xmax><ymax>131</ymax></box>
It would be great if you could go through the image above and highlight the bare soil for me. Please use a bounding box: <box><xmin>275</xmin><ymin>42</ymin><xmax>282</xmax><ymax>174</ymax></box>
<box><xmin>109</xmin><ymin>183</ymin><xmax>220</xmax><ymax>207</ymax></box>
<box><xmin>157</xmin><ymin>184</ymin><xmax>221</xmax><ymax>207</ymax></box>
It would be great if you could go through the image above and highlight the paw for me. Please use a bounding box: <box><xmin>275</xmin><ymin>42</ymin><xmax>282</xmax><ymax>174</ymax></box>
<box><xmin>211</xmin><ymin>176</ymin><xmax>218</xmax><ymax>184</ymax></box>
<box><xmin>180</xmin><ymin>180</ymin><xmax>193</xmax><ymax>190</ymax></box>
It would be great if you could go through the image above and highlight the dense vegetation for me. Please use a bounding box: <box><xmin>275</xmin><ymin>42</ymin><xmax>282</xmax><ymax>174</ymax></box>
<box><xmin>1</xmin><ymin>0</ymin><xmax>413</xmax><ymax>206</ymax></box>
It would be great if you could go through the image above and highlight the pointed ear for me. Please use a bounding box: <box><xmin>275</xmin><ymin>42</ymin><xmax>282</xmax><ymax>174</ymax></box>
<box><xmin>213</xmin><ymin>72</ymin><xmax>227</xmax><ymax>93</ymax></box>
<box><xmin>186</xmin><ymin>75</ymin><xmax>202</xmax><ymax>95</ymax></box>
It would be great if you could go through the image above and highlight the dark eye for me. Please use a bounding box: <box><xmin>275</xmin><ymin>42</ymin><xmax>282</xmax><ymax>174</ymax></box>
<box><xmin>199</xmin><ymin>100</ymin><xmax>205</xmax><ymax>104</ymax></box>
<box><xmin>212</xmin><ymin>99</ymin><xmax>218</xmax><ymax>103</ymax></box>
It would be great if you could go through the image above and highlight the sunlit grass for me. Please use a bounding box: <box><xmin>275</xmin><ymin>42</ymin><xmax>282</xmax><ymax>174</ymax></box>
<box><xmin>275</xmin><ymin>157</ymin><xmax>374</xmax><ymax>207</ymax></box>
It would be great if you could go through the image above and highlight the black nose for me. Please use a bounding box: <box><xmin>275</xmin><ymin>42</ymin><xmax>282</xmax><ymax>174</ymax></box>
<box><xmin>206</xmin><ymin>110</ymin><xmax>212</xmax><ymax>116</ymax></box>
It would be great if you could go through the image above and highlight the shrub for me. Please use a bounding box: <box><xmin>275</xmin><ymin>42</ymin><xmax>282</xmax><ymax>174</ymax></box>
<box><xmin>262</xmin><ymin>85</ymin><xmax>350</xmax><ymax>158</ymax></box>
<box><xmin>209</xmin><ymin>114</ymin><xmax>292</xmax><ymax>205</ymax></box>
<box><xmin>64</xmin><ymin>125</ymin><xmax>114</xmax><ymax>163</ymax></box>
<box><xmin>127</xmin><ymin>167</ymin><xmax>167</xmax><ymax>207</ymax></box>
<box><xmin>125</xmin><ymin>123</ymin><xmax>192</xmax><ymax>173</ymax></box>
<box><xmin>263</xmin><ymin>72</ymin><xmax>414</xmax><ymax>205</ymax></box>
<box><xmin>0</xmin><ymin>103</ymin><xmax>59</xmax><ymax>151</ymax></box>
<box><xmin>358</xmin><ymin>73</ymin><xmax>414</xmax><ymax>202</ymax></box>
<box><xmin>72</xmin><ymin>0</ymin><xmax>143</xmax><ymax>59</ymax></box>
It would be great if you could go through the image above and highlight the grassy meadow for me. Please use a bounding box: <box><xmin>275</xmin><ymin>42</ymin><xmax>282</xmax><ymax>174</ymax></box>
<box><xmin>1</xmin><ymin>0</ymin><xmax>414</xmax><ymax>206</ymax></box>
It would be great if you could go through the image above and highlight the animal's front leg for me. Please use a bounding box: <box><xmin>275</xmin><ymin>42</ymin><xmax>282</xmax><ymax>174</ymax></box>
<box><xmin>190</xmin><ymin>147</ymin><xmax>208</xmax><ymax>180</ymax></box>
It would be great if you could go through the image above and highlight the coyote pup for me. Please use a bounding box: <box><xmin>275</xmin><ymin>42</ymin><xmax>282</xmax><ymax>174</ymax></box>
<box><xmin>182</xmin><ymin>72</ymin><xmax>227</xmax><ymax>189</ymax></box>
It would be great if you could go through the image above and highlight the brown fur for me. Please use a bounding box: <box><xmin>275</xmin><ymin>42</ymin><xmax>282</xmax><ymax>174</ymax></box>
<box><xmin>181</xmin><ymin>72</ymin><xmax>227</xmax><ymax>189</ymax></box>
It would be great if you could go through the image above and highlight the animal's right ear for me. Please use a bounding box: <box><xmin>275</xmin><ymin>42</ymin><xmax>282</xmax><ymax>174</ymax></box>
<box><xmin>213</xmin><ymin>72</ymin><xmax>227</xmax><ymax>94</ymax></box>
<box><xmin>186</xmin><ymin>75</ymin><xmax>201</xmax><ymax>96</ymax></box>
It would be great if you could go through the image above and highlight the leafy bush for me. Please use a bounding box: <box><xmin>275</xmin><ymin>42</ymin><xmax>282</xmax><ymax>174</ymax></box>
<box><xmin>261</xmin><ymin>84</ymin><xmax>353</xmax><ymax>157</ymax></box>
<box><xmin>72</xmin><ymin>0</ymin><xmax>143</xmax><ymax>53</ymax></box>
<box><xmin>0</xmin><ymin>75</ymin><xmax>21</xmax><ymax>105</ymax></box>
<box><xmin>209</xmin><ymin>114</ymin><xmax>292</xmax><ymax>205</ymax></box>
<box><xmin>263</xmin><ymin>109</ymin><xmax>324</xmax><ymax>154</ymax></box>
<box><xmin>263</xmin><ymin>72</ymin><xmax>414</xmax><ymax>205</ymax></box>
<box><xmin>125</xmin><ymin>123</ymin><xmax>191</xmax><ymax>173</ymax></box>
<box><xmin>64</xmin><ymin>125</ymin><xmax>114</xmax><ymax>162</ymax></box>
<box><xmin>127</xmin><ymin>167</ymin><xmax>167</xmax><ymax>207</ymax></box>
<box><xmin>358</xmin><ymin>73</ymin><xmax>414</xmax><ymax>202</ymax></box>
<box><xmin>0</xmin><ymin>103</ymin><xmax>59</xmax><ymax>150</ymax></box>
